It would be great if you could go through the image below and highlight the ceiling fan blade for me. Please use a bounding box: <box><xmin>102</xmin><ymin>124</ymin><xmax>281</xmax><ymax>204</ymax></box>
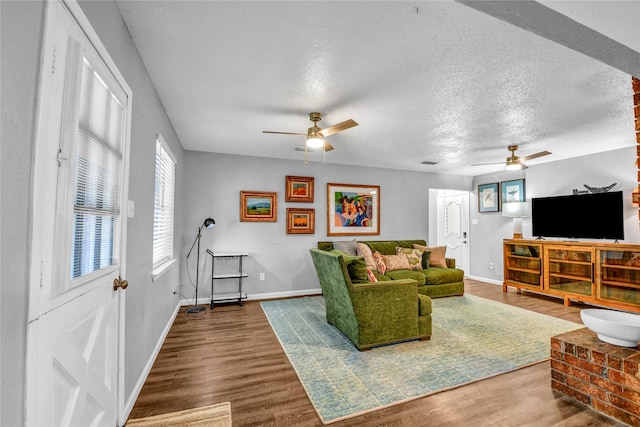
<box><xmin>323</xmin><ymin>140</ymin><xmax>334</xmax><ymax>152</ymax></box>
<box><xmin>318</xmin><ymin>119</ymin><xmax>358</xmax><ymax>137</ymax></box>
<box><xmin>471</xmin><ymin>161</ymin><xmax>505</xmax><ymax>166</ymax></box>
<box><xmin>262</xmin><ymin>131</ymin><xmax>306</xmax><ymax>136</ymax></box>
<box><xmin>295</xmin><ymin>146</ymin><xmax>322</xmax><ymax>152</ymax></box>
<box><xmin>520</xmin><ymin>151</ymin><xmax>551</xmax><ymax>162</ymax></box>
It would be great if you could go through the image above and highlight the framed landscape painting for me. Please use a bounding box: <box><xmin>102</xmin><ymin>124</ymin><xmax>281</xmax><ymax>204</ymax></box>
<box><xmin>478</xmin><ymin>182</ymin><xmax>499</xmax><ymax>213</ymax></box>
<box><xmin>240</xmin><ymin>191</ymin><xmax>277</xmax><ymax>222</ymax></box>
<box><xmin>286</xmin><ymin>208</ymin><xmax>315</xmax><ymax>234</ymax></box>
<box><xmin>285</xmin><ymin>176</ymin><xmax>314</xmax><ymax>203</ymax></box>
<box><xmin>327</xmin><ymin>183</ymin><xmax>380</xmax><ymax>236</ymax></box>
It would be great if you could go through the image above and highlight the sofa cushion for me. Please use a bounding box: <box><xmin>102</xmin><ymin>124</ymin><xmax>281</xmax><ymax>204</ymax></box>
<box><xmin>373</xmin><ymin>271</ymin><xmax>391</xmax><ymax>281</ymax></box>
<box><xmin>384</xmin><ymin>269</ymin><xmax>427</xmax><ymax>286</ymax></box>
<box><xmin>357</xmin><ymin>242</ymin><xmax>377</xmax><ymax>271</ymax></box>
<box><xmin>366</xmin><ymin>268</ymin><xmax>378</xmax><ymax>282</ymax></box>
<box><xmin>333</xmin><ymin>239</ymin><xmax>358</xmax><ymax>255</ymax></box>
<box><xmin>396</xmin><ymin>247</ymin><xmax>423</xmax><ymax>271</ymax></box>
<box><xmin>422</xmin><ymin>266</ymin><xmax>464</xmax><ymax>285</ymax></box>
<box><xmin>418</xmin><ymin>294</ymin><xmax>432</xmax><ymax>316</ymax></box>
<box><xmin>383</xmin><ymin>254</ymin><xmax>412</xmax><ymax>271</ymax></box>
<box><xmin>372</xmin><ymin>251</ymin><xmax>387</xmax><ymax>275</ymax></box>
<box><xmin>331</xmin><ymin>250</ymin><xmax>369</xmax><ymax>283</ymax></box>
<box><xmin>414</xmin><ymin>244</ymin><xmax>448</xmax><ymax>268</ymax></box>
<box><xmin>366</xmin><ymin>241</ymin><xmax>401</xmax><ymax>255</ymax></box>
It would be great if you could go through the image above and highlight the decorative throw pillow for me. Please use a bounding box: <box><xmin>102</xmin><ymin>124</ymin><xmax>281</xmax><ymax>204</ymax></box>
<box><xmin>413</xmin><ymin>244</ymin><xmax>448</xmax><ymax>268</ymax></box>
<box><xmin>396</xmin><ymin>247</ymin><xmax>424</xmax><ymax>271</ymax></box>
<box><xmin>331</xmin><ymin>250</ymin><xmax>369</xmax><ymax>283</ymax></box>
<box><xmin>382</xmin><ymin>254</ymin><xmax>413</xmax><ymax>271</ymax></box>
<box><xmin>333</xmin><ymin>239</ymin><xmax>358</xmax><ymax>255</ymax></box>
<box><xmin>357</xmin><ymin>243</ymin><xmax>377</xmax><ymax>271</ymax></box>
<box><xmin>366</xmin><ymin>268</ymin><xmax>378</xmax><ymax>283</ymax></box>
<box><xmin>372</xmin><ymin>250</ymin><xmax>387</xmax><ymax>275</ymax></box>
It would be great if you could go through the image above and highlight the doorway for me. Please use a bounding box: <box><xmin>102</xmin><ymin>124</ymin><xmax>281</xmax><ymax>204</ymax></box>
<box><xmin>429</xmin><ymin>189</ymin><xmax>470</xmax><ymax>275</ymax></box>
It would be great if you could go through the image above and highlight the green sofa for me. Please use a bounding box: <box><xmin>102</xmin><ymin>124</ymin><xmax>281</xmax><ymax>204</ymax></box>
<box><xmin>309</xmin><ymin>248</ymin><xmax>432</xmax><ymax>351</ymax></box>
<box><xmin>318</xmin><ymin>239</ymin><xmax>464</xmax><ymax>298</ymax></box>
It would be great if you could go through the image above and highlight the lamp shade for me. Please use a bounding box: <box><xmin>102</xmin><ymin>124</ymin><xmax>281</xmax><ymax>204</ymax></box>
<box><xmin>502</xmin><ymin>201</ymin><xmax>530</xmax><ymax>218</ymax></box>
<box><xmin>203</xmin><ymin>217</ymin><xmax>216</xmax><ymax>228</ymax></box>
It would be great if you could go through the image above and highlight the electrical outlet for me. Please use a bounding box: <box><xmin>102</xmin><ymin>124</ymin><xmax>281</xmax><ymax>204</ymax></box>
<box><xmin>259</xmin><ymin>273</ymin><xmax>265</xmax><ymax>281</ymax></box>
<box><xmin>489</xmin><ymin>263</ymin><xmax>494</xmax><ymax>270</ymax></box>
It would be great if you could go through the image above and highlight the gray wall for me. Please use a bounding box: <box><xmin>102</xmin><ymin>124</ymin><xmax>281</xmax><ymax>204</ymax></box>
<box><xmin>1</xmin><ymin>2</ymin><xmax>45</xmax><ymax>425</ymax></box>
<box><xmin>181</xmin><ymin>152</ymin><xmax>472</xmax><ymax>298</ymax></box>
<box><xmin>470</xmin><ymin>146</ymin><xmax>640</xmax><ymax>283</ymax></box>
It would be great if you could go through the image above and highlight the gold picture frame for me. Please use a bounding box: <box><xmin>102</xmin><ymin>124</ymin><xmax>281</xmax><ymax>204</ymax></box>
<box><xmin>285</xmin><ymin>176</ymin><xmax>314</xmax><ymax>203</ymax></box>
<box><xmin>240</xmin><ymin>191</ymin><xmax>277</xmax><ymax>222</ymax></box>
<box><xmin>286</xmin><ymin>208</ymin><xmax>315</xmax><ymax>234</ymax></box>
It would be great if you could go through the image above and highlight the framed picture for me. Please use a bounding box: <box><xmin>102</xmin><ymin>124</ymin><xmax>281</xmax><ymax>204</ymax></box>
<box><xmin>327</xmin><ymin>183</ymin><xmax>380</xmax><ymax>236</ymax></box>
<box><xmin>285</xmin><ymin>175</ymin><xmax>314</xmax><ymax>203</ymax></box>
<box><xmin>501</xmin><ymin>179</ymin><xmax>526</xmax><ymax>207</ymax></box>
<box><xmin>478</xmin><ymin>182</ymin><xmax>500</xmax><ymax>213</ymax></box>
<box><xmin>286</xmin><ymin>208</ymin><xmax>315</xmax><ymax>234</ymax></box>
<box><xmin>240</xmin><ymin>191</ymin><xmax>277</xmax><ymax>222</ymax></box>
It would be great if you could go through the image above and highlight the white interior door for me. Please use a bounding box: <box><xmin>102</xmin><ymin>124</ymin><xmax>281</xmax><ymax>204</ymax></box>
<box><xmin>26</xmin><ymin>1</ymin><xmax>132</xmax><ymax>426</ymax></box>
<box><xmin>436</xmin><ymin>192</ymin><xmax>469</xmax><ymax>274</ymax></box>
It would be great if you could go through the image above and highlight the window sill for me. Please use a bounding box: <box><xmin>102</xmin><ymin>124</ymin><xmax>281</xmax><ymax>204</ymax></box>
<box><xmin>152</xmin><ymin>258</ymin><xmax>177</xmax><ymax>282</ymax></box>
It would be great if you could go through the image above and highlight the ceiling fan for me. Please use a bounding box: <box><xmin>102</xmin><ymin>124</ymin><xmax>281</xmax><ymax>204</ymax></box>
<box><xmin>472</xmin><ymin>145</ymin><xmax>551</xmax><ymax>170</ymax></box>
<box><xmin>262</xmin><ymin>112</ymin><xmax>358</xmax><ymax>153</ymax></box>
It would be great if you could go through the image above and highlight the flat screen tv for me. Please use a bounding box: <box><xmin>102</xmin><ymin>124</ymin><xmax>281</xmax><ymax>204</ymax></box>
<box><xmin>531</xmin><ymin>191</ymin><xmax>624</xmax><ymax>240</ymax></box>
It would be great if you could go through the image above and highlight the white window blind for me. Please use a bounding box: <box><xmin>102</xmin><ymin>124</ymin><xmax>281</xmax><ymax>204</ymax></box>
<box><xmin>71</xmin><ymin>57</ymin><xmax>124</xmax><ymax>280</ymax></box>
<box><xmin>153</xmin><ymin>135</ymin><xmax>176</xmax><ymax>270</ymax></box>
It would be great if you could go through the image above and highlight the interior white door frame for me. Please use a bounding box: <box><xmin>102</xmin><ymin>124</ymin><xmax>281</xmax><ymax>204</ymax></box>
<box><xmin>429</xmin><ymin>189</ymin><xmax>470</xmax><ymax>274</ymax></box>
<box><xmin>25</xmin><ymin>1</ymin><xmax>131</xmax><ymax>425</ymax></box>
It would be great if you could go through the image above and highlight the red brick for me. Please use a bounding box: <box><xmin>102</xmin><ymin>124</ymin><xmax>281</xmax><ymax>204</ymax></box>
<box><xmin>551</xmin><ymin>349</ymin><xmax>563</xmax><ymax>360</ymax></box>
<box><xmin>633</xmin><ymin>76</ymin><xmax>640</xmax><ymax>94</ymax></box>
<box><xmin>565</xmin><ymin>342</ymin><xmax>576</xmax><ymax>356</ymax></box>
<box><xmin>624</xmin><ymin>354</ymin><xmax>640</xmax><ymax>378</ymax></box>
<box><xmin>565</xmin><ymin>354</ymin><xmax>605</xmax><ymax>375</ymax></box>
<box><xmin>619</xmin><ymin>386</ymin><xmax>640</xmax><ymax>405</ymax></box>
<box><xmin>566</xmin><ymin>376</ymin><xmax>608</xmax><ymax>401</ymax></box>
<box><xmin>634</xmin><ymin>93</ymin><xmax>640</xmax><ymax>106</ymax></box>
<box><xmin>635</xmin><ymin>104</ymin><xmax>640</xmax><ymax>118</ymax></box>
<box><xmin>608</xmin><ymin>355</ymin><xmax>623</xmax><ymax>371</ymax></box>
<box><xmin>552</xmin><ymin>359</ymin><xmax>591</xmax><ymax>382</ymax></box>
<box><xmin>551</xmin><ymin>338</ymin><xmax>561</xmax><ymax>351</ymax></box>
<box><xmin>552</xmin><ymin>380</ymin><xmax>591</xmax><ymax>405</ymax></box>
<box><xmin>636</xmin><ymin>118</ymin><xmax>640</xmax><ymax>131</ymax></box>
<box><xmin>551</xmin><ymin>369</ymin><xmax>565</xmax><ymax>383</ymax></box>
<box><xmin>610</xmin><ymin>394</ymin><xmax>640</xmax><ymax>417</ymax></box>
<box><xmin>608</xmin><ymin>369</ymin><xmax>640</xmax><ymax>391</ymax></box>
<box><xmin>592</xmin><ymin>349</ymin><xmax>607</xmax><ymax>365</ymax></box>
<box><xmin>593</xmin><ymin>399</ymin><xmax>640</xmax><ymax>426</ymax></box>
<box><xmin>576</xmin><ymin>345</ymin><xmax>590</xmax><ymax>360</ymax></box>
<box><xmin>591</xmin><ymin>374</ymin><xmax>623</xmax><ymax>395</ymax></box>
<box><xmin>636</xmin><ymin>131</ymin><xmax>640</xmax><ymax>144</ymax></box>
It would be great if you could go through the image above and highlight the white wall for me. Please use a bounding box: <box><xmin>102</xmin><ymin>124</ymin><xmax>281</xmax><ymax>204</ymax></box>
<box><xmin>182</xmin><ymin>152</ymin><xmax>472</xmax><ymax>298</ymax></box>
<box><xmin>470</xmin><ymin>146</ymin><xmax>640</xmax><ymax>283</ymax></box>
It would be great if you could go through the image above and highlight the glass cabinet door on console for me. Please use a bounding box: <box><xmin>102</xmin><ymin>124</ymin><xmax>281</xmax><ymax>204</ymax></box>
<box><xmin>597</xmin><ymin>249</ymin><xmax>640</xmax><ymax>308</ymax></box>
<box><xmin>503</xmin><ymin>242</ymin><xmax>542</xmax><ymax>291</ymax></box>
<box><xmin>545</xmin><ymin>246</ymin><xmax>594</xmax><ymax>297</ymax></box>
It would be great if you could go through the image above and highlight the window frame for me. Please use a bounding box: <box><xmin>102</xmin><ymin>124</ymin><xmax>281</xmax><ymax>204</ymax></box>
<box><xmin>151</xmin><ymin>134</ymin><xmax>177</xmax><ymax>280</ymax></box>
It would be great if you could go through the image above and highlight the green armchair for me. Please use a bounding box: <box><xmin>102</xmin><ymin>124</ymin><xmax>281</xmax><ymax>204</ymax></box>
<box><xmin>310</xmin><ymin>248</ymin><xmax>432</xmax><ymax>351</ymax></box>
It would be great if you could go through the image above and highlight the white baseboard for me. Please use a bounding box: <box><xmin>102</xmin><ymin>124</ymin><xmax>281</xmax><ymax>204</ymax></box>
<box><xmin>122</xmin><ymin>300</ymin><xmax>182</xmax><ymax>423</ymax></box>
<box><xmin>176</xmin><ymin>289</ymin><xmax>323</xmax><ymax>306</ymax></box>
<box><xmin>467</xmin><ymin>275</ymin><xmax>503</xmax><ymax>286</ymax></box>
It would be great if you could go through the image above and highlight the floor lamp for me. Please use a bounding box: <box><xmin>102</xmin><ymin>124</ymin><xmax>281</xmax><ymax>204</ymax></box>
<box><xmin>186</xmin><ymin>217</ymin><xmax>216</xmax><ymax>313</ymax></box>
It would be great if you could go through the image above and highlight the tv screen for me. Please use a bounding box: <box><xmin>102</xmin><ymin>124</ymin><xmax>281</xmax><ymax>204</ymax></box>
<box><xmin>531</xmin><ymin>191</ymin><xmax>624</xmax><ymax>240</ymax></box>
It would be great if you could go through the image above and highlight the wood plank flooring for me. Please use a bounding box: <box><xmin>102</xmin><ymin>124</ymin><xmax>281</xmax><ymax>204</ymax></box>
<box><xmin>128</xmin><ymin>280</ymin><xmax>626</xmax><ymax>426</ymax></box>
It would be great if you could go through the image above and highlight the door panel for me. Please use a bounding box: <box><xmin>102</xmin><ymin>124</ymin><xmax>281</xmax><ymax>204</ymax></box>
<box><xmin>437</xmin><ymin>192</ymin><xmax>469</xmax><ymax>273</ymax></box>
<box><xmin>27</xmin><ymin>1</ymin><xmax>131</xmax><ymax>426</ymax></box>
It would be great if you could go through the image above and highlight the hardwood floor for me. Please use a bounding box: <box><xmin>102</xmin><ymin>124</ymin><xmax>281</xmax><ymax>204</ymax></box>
<box><xmin>128</xmin><ymin>280</ymin><xmax>625</xmax><ymax>426</ymax></box>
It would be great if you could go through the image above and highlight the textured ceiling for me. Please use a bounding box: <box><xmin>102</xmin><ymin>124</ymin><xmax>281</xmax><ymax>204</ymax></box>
<box><xmin>115</xmin><ymin>1</ymin><xmax>638</xmax><ymax>176</ymax></box>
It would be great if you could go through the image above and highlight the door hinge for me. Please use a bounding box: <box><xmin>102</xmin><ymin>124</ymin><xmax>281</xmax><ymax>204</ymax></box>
<box><xmin>51</xmin><ymin>45</ymin><xmax>57</xmax><ymax>74</ymax></box>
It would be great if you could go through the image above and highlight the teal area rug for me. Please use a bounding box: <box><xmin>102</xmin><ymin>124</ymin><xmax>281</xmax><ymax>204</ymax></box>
<box><xmin>261</xmin><ymin>294</ymin><xmax>582</xmax><ymax>424</ymax></box>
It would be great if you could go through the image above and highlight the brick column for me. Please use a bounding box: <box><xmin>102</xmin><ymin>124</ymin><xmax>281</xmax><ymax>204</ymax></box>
<box><xmin>634</xmin><ymin>77</ymin><xmax>640</xmax><ymax>214</ymax></box>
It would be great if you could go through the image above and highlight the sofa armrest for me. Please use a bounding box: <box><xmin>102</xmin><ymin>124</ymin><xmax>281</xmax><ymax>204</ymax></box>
<box><xmin>418</xmin><ymin>294</ymin><xmax>432</xmax><ymax>316</ymax></box>
<box><xmin>445</xmin><ymin>257</ymin><xmax>456</xmax><ymax>268</ymax></box>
